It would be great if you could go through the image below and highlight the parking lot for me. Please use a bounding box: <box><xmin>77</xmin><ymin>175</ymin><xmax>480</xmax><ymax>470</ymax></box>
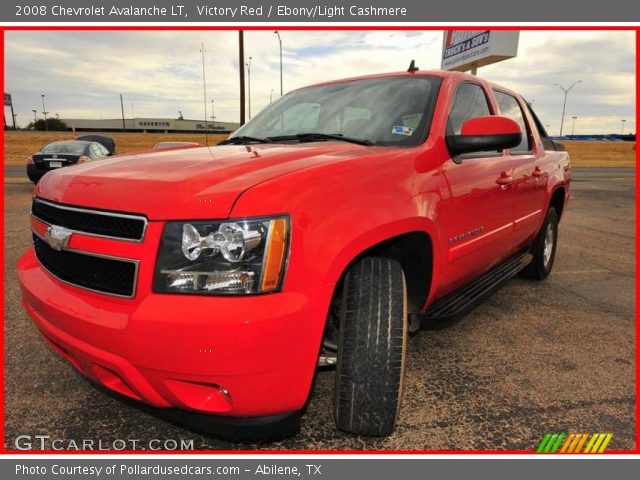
<box><xmin>3</xmin><ymin>167</ymin><xmax>636</xmax><ymax>451</ymax></box>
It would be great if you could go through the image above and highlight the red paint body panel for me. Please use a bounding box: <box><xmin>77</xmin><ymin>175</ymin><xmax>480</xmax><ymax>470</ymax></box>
<box><xmin>18</xmin><ymin>70</ymin><xmax>571</xmax><ymax>419</ymax></box>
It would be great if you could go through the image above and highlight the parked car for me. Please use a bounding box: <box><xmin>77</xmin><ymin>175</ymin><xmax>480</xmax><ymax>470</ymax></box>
<box><xmin>18</xmin><ymin>69</ymin><xmax>571</xmax><ymax>439</ymax></box>
<box><xmin>153</xmin><ymin>141</ymin><xmax>201</xmax><ymax>150</ymax></box>
<box><xmin>77</xmin><ymin>135</ymin><xmax>116</xmax><ymax>155</ymax></box>
<box><xmin>26</xmin><ymin>140</ymin><xmax>111</xmax><ymax>184</ymax></box>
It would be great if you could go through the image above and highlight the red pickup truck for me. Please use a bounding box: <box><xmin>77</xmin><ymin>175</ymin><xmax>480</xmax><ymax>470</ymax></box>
<box><xmin>18</xmin><ymin>69</ymin><xmax>571</xmax><ymax>439</ymax></box>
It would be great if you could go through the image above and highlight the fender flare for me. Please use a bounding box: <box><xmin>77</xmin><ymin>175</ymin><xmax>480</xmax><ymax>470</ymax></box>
<box><xmin>322</xmin><ymin>216</ymin><xmax>441</xmax><ymax>303</ymax></box>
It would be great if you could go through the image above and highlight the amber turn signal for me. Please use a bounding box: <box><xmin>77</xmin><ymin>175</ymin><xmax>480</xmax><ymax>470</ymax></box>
<box><xmin>261</xmin><ymin>218</ymin><xmax>288</xmax><ymax>292</ymax></box>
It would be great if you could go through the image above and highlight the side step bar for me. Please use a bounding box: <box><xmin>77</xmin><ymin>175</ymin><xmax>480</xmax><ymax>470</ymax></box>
<box><xmin>410</xmin><ymin>252</ymin><xmax>533</xmax><ymax>331</ymax></box>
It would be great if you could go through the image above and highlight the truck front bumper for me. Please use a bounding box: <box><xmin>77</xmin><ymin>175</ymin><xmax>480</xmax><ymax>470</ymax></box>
<box><xmin>18</xmin><ymin>249</ymin><xmax>333</xmax><ymax>435</ymax></box>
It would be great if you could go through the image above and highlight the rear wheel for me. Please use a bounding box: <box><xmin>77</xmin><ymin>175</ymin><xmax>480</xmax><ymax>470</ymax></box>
<box><xmin>521</xmin><ymin>207</ymin><xmax>559</xmax><ymax>280</ymax></box>
<box><xmin>334</xmin><ymin>257</ymin><xmax>407</xmax><ymax>436</ymax></box>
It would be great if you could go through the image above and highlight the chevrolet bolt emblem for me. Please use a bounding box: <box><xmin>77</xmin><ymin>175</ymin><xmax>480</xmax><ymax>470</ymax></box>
<box><xmin>44</xmin><ymin>225</ymin><xmax>72</xmax><ymax>251</ymax></box>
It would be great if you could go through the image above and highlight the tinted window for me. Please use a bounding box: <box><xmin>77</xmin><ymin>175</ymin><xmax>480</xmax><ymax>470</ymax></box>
<box><xmin>526</xmin><ymin>103</ymin><xmax>556</xmax><ymax>151</ymax></box>
<box><xmin>493</xmin><ymin>90</ymin><xmax>531</xmax><ymax>153</ymax></box>
<box><xmin>447</xmin><ymin>83</ymin><xmax>491</xmax><ymax>135</ymax></box>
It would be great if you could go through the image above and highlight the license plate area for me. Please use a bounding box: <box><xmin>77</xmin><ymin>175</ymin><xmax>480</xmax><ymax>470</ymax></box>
<box><xmin>48</xmin><ymin>161</ymin><xmax>63</xmax><ymax>168</ymax></box>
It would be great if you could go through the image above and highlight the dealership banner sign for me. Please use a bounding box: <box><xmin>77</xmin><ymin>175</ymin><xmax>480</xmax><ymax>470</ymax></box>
<box><xmin>441</xmin><ymin>30</ymin><xmax>519</xmax><ymax>72</ymax></box>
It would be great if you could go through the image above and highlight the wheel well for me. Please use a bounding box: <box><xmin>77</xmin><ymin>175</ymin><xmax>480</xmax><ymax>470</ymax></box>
<box><xmin>340</xmin><ymin>232</ymin><xmax>432</xmax><ymax>314</ymax></box>
<box><xmin>550</xmin><ymin>187</ymin><xmax>566</xmax><ymax>218</ymax></box>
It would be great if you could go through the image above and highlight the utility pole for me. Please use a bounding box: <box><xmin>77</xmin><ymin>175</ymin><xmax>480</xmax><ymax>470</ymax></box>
<box><xmin>246</xmin><ymin>56</ymin><xmax>252</xmax><ymax>119</ymax></box>
<box><xmin>554</xmin><ymin>80</ymin><xmax>581</xmax><ymax>137</ymax></box>
<box><xmin>621</xmin><ymin>119</ymin><xmax>626</xmax><ymax>135</ymax></box>
<box><xmin>239</xmin><ymin>31</ymin><xmax>246</xmax><ymax>126</ymax></box>
<box><xmin>210</xmin><ymin>99</ymin><xmax>215</xmax><ymax>128</ymax></box>
<box><xmin>32</xmin><ymin>109</ymin><xmax>37</xmax><ymax>125</ymax></box>
<box><xmin>120</xmin><ymin>94</ymin><xmax>126</xmax><ymax>132</ymax></box>
<box><xmin>41</xmin><ymin>94</ymin><xmax>48</xmax><ymax>131</ymax></box>
<box><xmin>571</xmin><ymin>116</ymin><xmax>577</xmax><ymax>137</ymax></box>
<box><xmin>274</xmin><ymin>31</ymin><xmax>283</xmax><ymax>96</ymax></box>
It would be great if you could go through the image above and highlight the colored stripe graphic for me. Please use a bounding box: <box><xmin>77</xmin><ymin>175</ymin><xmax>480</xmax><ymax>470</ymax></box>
<box><xmin>537</xmin><ymin>433</ymin><xmax>613</xmax><ymax>453</ymax></box>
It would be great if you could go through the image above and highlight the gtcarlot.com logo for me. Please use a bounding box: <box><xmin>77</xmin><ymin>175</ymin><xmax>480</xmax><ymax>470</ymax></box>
<box><xmin>537</xmin><ymin>432</ymin><xmax>613</xmax><ymax>453</ymax></box>
<box><xmin>14</xmin><ymin>435</ymin><xmax>195</xmax><ymax>451</ymax></box>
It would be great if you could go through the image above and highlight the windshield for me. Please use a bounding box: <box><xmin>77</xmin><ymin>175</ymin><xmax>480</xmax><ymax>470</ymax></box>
<box><xmin>233</xmin><ymin>75</ymin><xmax>441</xmax><ymax>147</ymax></box>
<box><xmin>41</xmin><ymin>142</ymin><xmax>87</xmax><ymax>155</ymax></box>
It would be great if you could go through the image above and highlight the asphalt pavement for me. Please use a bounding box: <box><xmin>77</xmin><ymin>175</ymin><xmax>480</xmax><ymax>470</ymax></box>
<box><xmin>3</xmin><ymin>167</ymin><xmax>636</xmax><ymax>451</ymax></box>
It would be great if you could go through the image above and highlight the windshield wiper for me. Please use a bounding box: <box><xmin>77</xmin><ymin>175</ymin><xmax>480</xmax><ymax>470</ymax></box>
<box><xmin>217</xmin><ymin>136</ymin><xmax>271</xmax><ymax>145</ymax></box>
<box><xmin>266</xmin><ymin>133</ymin><xmax>373</xmax><ymax>146</ymax></box>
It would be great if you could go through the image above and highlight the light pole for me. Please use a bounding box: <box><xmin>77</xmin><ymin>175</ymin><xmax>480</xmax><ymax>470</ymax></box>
<box><xmin>41</xmin><ymin>94</ymin><xmax>48</xmax><ymax>131</ymax></box>
<box><xmin>621</xmin><ymin>119</ymin><xmax>626</xmax><ymax>135</ymax></box>
<box><xmin>31</xmin><ymin>109</ymin><xmax>37</xmax><ymax>125</ymax></box>
<box><xmin>246</xmin><ymin>56</ymin><xmax>252</xmax><ymax>119</ymax></box>
<box><xmin>274</xmin><ymin>31</ymin><xmax>283</xmax><ymax>96</ymax></box>
<box><xmin>554</xmin><ymin>80</ymin><xmax>581</xmax><ymax>137</ymax></box>
<box><xmin>571</xmin><ymin>116</ymin><xmax>578</xmax><ymax>137</ymax></box>
<box><xmin>210</xmin><ymin>99</ymin><xmax>215</xmax><ymax>127</ymax></box>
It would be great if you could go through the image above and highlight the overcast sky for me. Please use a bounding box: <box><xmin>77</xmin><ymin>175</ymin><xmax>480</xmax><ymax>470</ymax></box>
<box><xmin>4</xmin><ymin>30</ymin><xmax>635</xmax><ymax>135</ymax></box>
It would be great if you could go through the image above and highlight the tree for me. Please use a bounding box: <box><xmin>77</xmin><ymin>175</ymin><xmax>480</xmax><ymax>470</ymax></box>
<box><xmin>27</xmin><ymin>118</ymin><xmax>68</xmax><ymax>131</ymax></box>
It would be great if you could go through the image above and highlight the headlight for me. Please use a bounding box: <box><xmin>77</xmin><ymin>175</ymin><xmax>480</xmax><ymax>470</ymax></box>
<box><xmin>153</xmin><ymin>216</ymin><xmax>289</xmax><ymax>295</ymax></box>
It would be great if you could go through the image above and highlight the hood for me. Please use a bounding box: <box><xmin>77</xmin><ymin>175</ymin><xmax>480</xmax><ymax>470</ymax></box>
<box><xmin>35</xmin><ymin>142</ymin><xmax>382</xmax><ymax>220</ymax></box>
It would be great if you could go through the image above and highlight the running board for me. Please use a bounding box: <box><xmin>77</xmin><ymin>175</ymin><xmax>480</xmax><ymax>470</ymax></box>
<box><xmin>411</xmin><ymin>252</ymin><xmax>533</xmax><ymax>331</ymax></box>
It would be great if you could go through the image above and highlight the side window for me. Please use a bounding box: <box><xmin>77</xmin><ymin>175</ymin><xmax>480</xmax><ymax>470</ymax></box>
<box><xmin>526</xmin><ymin>103</ymin><xmax>556</xmax><ymax>151</ymax></box>
<box><xmin>89</xmin><ymin>144</ymin><xmax>99</xmax><ymax>158</ymax></box>
<box><xmin>447</xmin><ymin>83</ymin><xmax>491</xmax><ymax>135</ymax></box>
<box><xmin>493</xmin><ymin>90</ymin><xmax>532</xmax><ymax>153</ymax></box>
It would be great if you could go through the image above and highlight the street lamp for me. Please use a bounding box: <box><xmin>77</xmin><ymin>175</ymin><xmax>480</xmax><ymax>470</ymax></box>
<box><xmin>571</xmin><ymin>116</ymin><xmax>578</xmax><ymax>137</ymax></box>
<box><xmin>621</xmin><ymin>119</ymin><xmax>626</xmax><ymax>135</ymax></box>
<box><xmin>274</xmin><ymin>31</ymin><xmax>283</xmax><ymax>96</ymax></box>
<box><xmin>41</xmin><ymin>94</ymin><xmax>48</xmax><ymax>131</ymax></box>
<box><xmin>210</xmin><ymin>99</ymin><xmax>215</xmax><ymax>127</ymax></box>
<box><xmin>554</xmin><ymin>80</ymin><xmax>581</xmax><ymax>137</ymax></box>
<box><xmin>31</xmin><ymin>109</ymin><xmax>37</xmax><ymax>124</ymax></box>
<box><xmin>246</xmin><ymin>56</ymin><xmax>252</xmax><ymax>119</ymax></box>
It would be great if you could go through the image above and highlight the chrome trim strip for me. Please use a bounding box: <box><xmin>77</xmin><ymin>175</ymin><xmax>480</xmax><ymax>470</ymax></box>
<box><xmin>514</xmin><ymin>209</ymin><xmax>543</xmax><ymax>226</ymax></box>
<box><xmin>32</xmin><ymin>230</ymin><xmax>139</xmax><ymax>299</ymax></box>
<box><xmin>31</xmin><ymin>197</ymin><xmax>148</xmax><ymax>243</ymax></box>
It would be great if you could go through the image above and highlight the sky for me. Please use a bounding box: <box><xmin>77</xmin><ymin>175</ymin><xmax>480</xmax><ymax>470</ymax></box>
<box><xmin>4</xmin><ymin>30</ymin><xmax>636</xmax><ymax>135</ymax></box>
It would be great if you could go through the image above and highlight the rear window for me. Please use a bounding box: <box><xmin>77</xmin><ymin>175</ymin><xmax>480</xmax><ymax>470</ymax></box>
<box><xmin>41</xmin><ymin>142</ymin><xmax>87</xmax><ymax>156</ymax></box>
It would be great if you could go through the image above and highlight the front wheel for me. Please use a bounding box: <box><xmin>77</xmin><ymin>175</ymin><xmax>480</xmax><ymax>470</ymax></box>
<box><xmin>521</xmin><ymin>207</ymin><xmax>559</xmax><ymax>280</ymax></box>
<box><xmin>334</xmin><ymin>257</ymin><xmax>407</xmax><ymax>436</ymax></box>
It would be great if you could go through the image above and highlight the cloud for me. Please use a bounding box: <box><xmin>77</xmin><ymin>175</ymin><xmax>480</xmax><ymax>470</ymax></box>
<box><xmin>4</xmin><ymin>30</ymin><xmax>635</xmax><ymax>134</ymax></box>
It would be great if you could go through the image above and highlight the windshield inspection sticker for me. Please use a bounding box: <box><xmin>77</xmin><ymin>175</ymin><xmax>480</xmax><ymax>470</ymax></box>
<box><xmin>392</xmin><ymin>125</ymin><xmax>413</xmax><ymax>136</ymax></box>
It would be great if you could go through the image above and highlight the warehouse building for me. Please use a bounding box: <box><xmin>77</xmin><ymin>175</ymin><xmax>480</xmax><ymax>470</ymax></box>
<box><xmin>59</xmin><ymin>117</ymin><xmax>240</xmax><ymax>133</ymax></box>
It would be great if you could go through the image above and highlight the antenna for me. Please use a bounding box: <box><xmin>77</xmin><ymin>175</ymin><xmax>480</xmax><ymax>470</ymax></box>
<box><xmin>407</xmin><ymin>60</ymin><xmax>419</xmax><ymax>73</ymax></box>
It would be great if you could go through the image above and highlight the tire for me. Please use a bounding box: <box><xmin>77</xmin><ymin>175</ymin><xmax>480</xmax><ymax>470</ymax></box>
<box><xmin>521</xmin><ymin>207</ymin><xmax>559</xmax><ymax>280</ymax></box>
<box><xmin>334</xmin><ymin>257</ymin><xmax>407</xmax><ymax>436</ymax></box>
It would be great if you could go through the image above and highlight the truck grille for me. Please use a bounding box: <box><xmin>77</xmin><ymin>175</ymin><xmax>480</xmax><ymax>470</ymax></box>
<box><xmin>31</xmin><ymin>198</ymin><xmax>146</xmax><ymax>241</ymax></box>
<box><xmin>33</xmin><ymin>234</ymin><xmax>138</xmax><ymax>297</ymax></box>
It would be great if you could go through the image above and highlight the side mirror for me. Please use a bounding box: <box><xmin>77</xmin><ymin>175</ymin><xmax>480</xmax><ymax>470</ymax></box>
<box><xmin>446</xmin><ymin>115</ymin><xmax>522</xmax><ymax>157</ymax></box>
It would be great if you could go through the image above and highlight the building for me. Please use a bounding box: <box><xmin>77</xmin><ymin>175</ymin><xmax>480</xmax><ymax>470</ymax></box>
<box><xmin>59</xmin><ymin>117</ymin><xmax>240</xmax><ymax>133</ymax></box>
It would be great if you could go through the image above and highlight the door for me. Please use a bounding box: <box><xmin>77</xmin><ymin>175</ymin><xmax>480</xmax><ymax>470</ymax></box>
<box><xmin>493</xmin><ymin>90</ymin><xmax>548</xmax><ymax>249</ymax></box>
<box><xmin>437</xmin><ymin>82</ymin><xmax>515</xmax><ymax>297</ymax></box>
